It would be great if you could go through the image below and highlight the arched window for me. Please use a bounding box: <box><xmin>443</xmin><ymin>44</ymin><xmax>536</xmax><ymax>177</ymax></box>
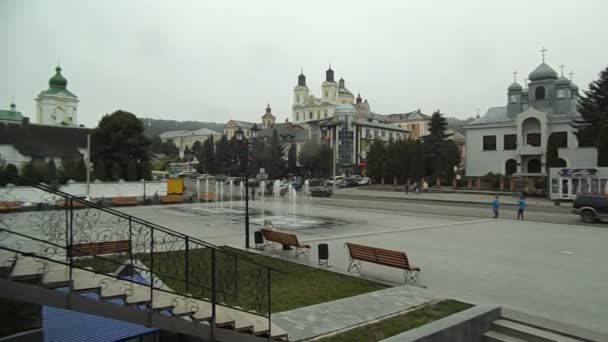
<box><xmin>527</xmin><ymin>159</ymin><xmax>541</xmax><ymax>173</ymax></box>
<box><xmin>505</xmin><ymin>159</ymin><xmax>517</xmax><ymax>176</ymax></box>
<box><xmin>535</xmin><ymin>86</ymin><xmax>545</xmax><ymax>100</ymax></box>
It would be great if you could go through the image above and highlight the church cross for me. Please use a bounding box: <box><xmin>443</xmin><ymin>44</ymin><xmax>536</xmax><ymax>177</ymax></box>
<box><xmin>568</xmin><ymin>70</ymin><xmax>574</xmax><ymax>81</ymax></box>
<box><xmin>539</xmin><ymin>47</ymin><xmax>548</xmax><ymax>62</ymax></box>
<box><xmin>512</xmin><ymin>70</ymin><xmax>518</xmax><ymax>83</ymax></box>
<box><xmin>559</xmin><ymin>64</ymin><xmax>566</xmax><ymax>76</ymax></box>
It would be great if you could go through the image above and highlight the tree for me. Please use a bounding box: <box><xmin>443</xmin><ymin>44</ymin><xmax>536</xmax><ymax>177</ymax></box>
<box><xmin>215</xmin><ymin>135</ymin><xmax>231</xmax><ymax>175</ymax></box>
<box><xmin>127</xmin><ymin>159</ymin><xmax>138</xmax><ymax>181</ymax></box>
<box><xmin>161</xmin><ymin>140</ymin><xmax>179</xmax><ymax>157</ymax></box>
<box><xmin>366</xmin><ymin>139</ymin><xmax>388</xmax><ymax>183</ymax></box>
<box><xmin>288</xmin><ymin>143</ymin><xmax>297</xmax><ymax>175</ymax></box>
<box><xmin>440</xmin><ymin>140</ymin><xmax>460</xmax><ymax>179</ymax></box>
<box><xmin>267</xmin><ymin>130</ymin><xmax>286</xmax><ymax>179</ymax></box>
<box><xmin>385</xmin><ymin>140</ymin><xmax>402</xmax><ymax>184</ymax></box>
<box><xmin>111</xmin><ymin>162</ymin><xmax>122</xmax><ymax>181</ymax></box>
<box><xmin>91</xmin><ymin>110</ymin><xmax>150</xmax><ymax>179</ymax></box>
<box><xmin>318</xmin><ymin>144</ymin><xmax>333</xmax><ymax>178</ymax></box>
<box><xmin>192</xmin><ymin>140</ymin><xmax>203</xmax><ymax>156</ymax></box>
<box><xmin>409</xmin><ymin>140</ymin><xmax>425</xmax><ymax>180</ymax></box>
<box><xmin>597</xmin><ymin>126</ymin><xmax>608</xmax><ymax>167</ymax></box>
<box><xmin>139</xmin><ymin>161</ymin><xmax>152</xmax><ymax>180</ymax></box>
<box><xmin>423</xmin><ymin>110</ymin><xmax>451</xmax><ymax>178</ymax></box>
<box><xmin>0</xmin><ymin>164</ymin><xmax>18</xmax><ymax>186</ymax></box>
<box><xmin>149</xmin><ymin>135</ymin><xmax>164</xmax><ymax>154</ymax></box>
<box><xmin>22</xmin><ymin>158</ymin><xmax>48</xmax><ymax>183</ymax></box>
<box><xmin>94</xmin><ymin>160</ymin><xmax>107</xmax><ymax>181</ymax></box>
<box><xmin>197</xmin><ymin>135</ymin><xmax>216</xmax><ymax>174</ymax></box>
<box><xmin>299</xmin><ymin>141</ymin><xmax>320</xmax><ymax>177</ymax></box>
<box><xmin>183</xmin><ymin>145</ymin><xmax>192</xmax><ymax>157</ymax></box>
<box><xmin>573</xmin><ymin>65</ymin><xmax>608</xmax><ymax>148</ymax></box>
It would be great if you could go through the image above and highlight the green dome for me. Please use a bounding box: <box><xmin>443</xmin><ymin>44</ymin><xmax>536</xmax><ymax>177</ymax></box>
<box><xmin>508</xmin><ymin>82</ymin><xmax>522</xmax><ymax>92</ymax></box>
<box><xmin>49</xmin><ymin>66</ymin><xmax>67</xmax><ymax>88</ymax></box>
<box><xmin>555</xmin><ymin>76</ymin><xmax>571</xmax><ymax>86</ymax></box>
<box><xmin>529</xmin><ymin>63</ymin><xmax>558</xmax><ymax>81</ymax></box>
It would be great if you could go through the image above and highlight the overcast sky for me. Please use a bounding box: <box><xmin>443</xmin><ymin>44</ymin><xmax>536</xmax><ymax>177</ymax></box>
<box><xmin>1</xmin><ymin>0</ymin><xmax>607</xmax><ymax>127</ymax></box>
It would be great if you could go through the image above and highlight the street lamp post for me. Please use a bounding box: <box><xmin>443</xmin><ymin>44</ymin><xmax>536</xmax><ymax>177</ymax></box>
<box><xmin>236</xmin><ymin>124</ymin><xmax>260</xmax><ymax>249</ymax></box>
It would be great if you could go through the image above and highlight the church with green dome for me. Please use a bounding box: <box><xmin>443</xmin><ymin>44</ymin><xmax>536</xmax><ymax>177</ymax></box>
<box><xmin>35</xmin><ymin>65</ymin><xmax>80</xmax><ymax>126</ymax></box>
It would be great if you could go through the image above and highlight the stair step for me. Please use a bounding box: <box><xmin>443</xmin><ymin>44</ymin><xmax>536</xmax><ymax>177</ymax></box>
<box><xmin>0</xmin><ymin>250</ymin><xmax>16</xmax><ymax>269</ymax></box>
<box><xmin>10</xmin><ymin>257</ymin><xmax>46</xmax><ymax>280</ymax></box>
<box><xmin>484</xmin><ymin>330</ymin><xmax>528</xmax><ymax>342</ymax></box>
<box><xmin>493</xmin><ymin>319</ymin><xmax>584</xmax><ymax>342</ymax></box>
<box><xmin>72</xmin><ymin>268</ymin><xmax>106</xmax><ymax>292</ymax></box>
<box><xmin>41</xmin><ymin>264</ymin><xmax>71</xmax><ymax>288</ymax></box>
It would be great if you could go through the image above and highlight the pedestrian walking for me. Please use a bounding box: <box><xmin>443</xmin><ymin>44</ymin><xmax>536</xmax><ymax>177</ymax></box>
<box><xmin>251</xmin><ymin>186</ymin><xmax>256</xmax><ymax>201</ymax></box>
<box><xmin>422</xmin><ymin>180</ymin><xmax>429</xmax><ymax>193</ymax></box>
<box><xmin>492</xmin><ymin>195</ymin><xmax>500</xmax><ymax>219</ymax></box>
<box><xmin>517</xmin><ymin>195</ymin><xmax>526</xmax><ymax>220</ymax></box>
<box><xmin>405</xmin><ymin>183</ymin><xmax>409</xmax><ymax>195</ymax></box>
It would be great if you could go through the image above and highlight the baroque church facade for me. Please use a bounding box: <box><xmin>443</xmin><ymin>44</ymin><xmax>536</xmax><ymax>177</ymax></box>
<box><xmin>36</xmin><ymin>66</ymin><xmax>80</xmax><ymax>126</ymax></box>
<box><xmin>463</xmin><ymin>53</ymin><xmax>597</xmax><ymax>177</ymax></box>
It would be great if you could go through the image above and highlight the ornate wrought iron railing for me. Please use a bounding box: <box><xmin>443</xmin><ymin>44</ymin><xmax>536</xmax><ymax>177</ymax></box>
<box><xmin>0</xmin><ymin>172</ymin><xmax>277</xmax><ymax>337</ymax></box>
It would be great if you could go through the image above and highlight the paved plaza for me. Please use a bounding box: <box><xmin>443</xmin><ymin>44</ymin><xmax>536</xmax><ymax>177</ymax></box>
<box><xmin>114</xmin><ymin>197</ymin><xmax>608</xmax><ymax>336</ymax></box>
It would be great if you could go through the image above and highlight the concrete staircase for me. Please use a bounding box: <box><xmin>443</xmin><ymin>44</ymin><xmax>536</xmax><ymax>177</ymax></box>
<box><xmin>483</xmin><ymin>318</ymin><xmax>588</xmax><ymax>342</ymax></box>
<box><xmin>0</xmin><ymin>251</ymin><xmax>287</xmax><ymax>341</ymax></box>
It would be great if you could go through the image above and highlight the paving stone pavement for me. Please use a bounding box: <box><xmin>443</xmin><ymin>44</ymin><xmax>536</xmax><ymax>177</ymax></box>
<box><xmin>271</xmin><ymin>285</ymin><xmax>438</xmax><ymax>341</ymax></box>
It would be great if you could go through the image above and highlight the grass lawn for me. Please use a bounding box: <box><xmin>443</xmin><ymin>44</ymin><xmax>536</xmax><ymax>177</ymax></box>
<box><xmin>319</xmin><ymin>300</ymin><xmax>472</xmax><ymax>342</ymax></box>
<box><xmin>77</xmin><ymin>246</ymin><xmax>387</xmax><ymax>313</ymax></box>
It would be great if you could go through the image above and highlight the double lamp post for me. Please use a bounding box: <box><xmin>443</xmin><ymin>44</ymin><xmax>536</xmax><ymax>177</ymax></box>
<box><xmin>235</xmin><ymin>124</ymin><xmax>260</xmax><ymax>249</ymax></box>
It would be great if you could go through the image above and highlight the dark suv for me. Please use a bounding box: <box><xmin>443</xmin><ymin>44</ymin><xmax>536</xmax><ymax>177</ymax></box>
<box><xmin>572</xmin><ymin>195</ymin><xmax>608</xmax><ymax>223</ymax></box>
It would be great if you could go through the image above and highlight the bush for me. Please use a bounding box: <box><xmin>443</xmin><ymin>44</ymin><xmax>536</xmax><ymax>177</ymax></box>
<box><xmin>483</xmin><ymin>172</ymin><xmax>503</xmax><ymax>189</ymax></box>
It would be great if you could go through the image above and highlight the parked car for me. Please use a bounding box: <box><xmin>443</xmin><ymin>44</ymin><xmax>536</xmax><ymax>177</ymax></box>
<box><xmin>572</xmin><ymin>195</ymin><xmax>608</xmax><ymax>223</ymax></box>
<box><xmin>338</xmin><ymin>178</ymin><xmax>360</xmax><ymax>188</ymax></box>
<box><xmin>357</xmin><ymin>177</ymin><xmax>370</xmax><ymax>185</ymax></box>
<box><xmin>179</xmin><ymin>171</ymin><xmax>202</xmax><ymax>179</ymax></box>
<box><xmin>325</xmin><ymin>176</ymin><xmax>344</xmax><ymax>186</ymax></box>
<box><xmin>225</xmin><ymin>176</ymin><xmax>244</xmax><ymax>184</ymax></box>
<box><xmin>308</xmin><ymin>178</ymin><xmax>332</xmax><ymax>197</ymax></box>
<box><xmin>214</xmin><ymin>174</ymin><xmax>227</xmax><ymax>182</ymax></box>
<box><xmin>199</xmin><ymin>174</ymin><xmax>214</xmax><ymax>180</ymax></box>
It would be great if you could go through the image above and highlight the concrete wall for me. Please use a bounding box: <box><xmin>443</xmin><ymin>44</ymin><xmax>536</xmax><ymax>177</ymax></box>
<box><xmin>380</xmin><ymin>305</ymin><xmax>501</xmax><ymax>342</ymax></box>
<box><xmin>0</xmin><ymin>180</ymin><xmax>167</xmax><ymax>203</ymax></box>
<box><xmin>465</xmin><ymin>125</ymin><xmax>518</xmax><ymax>176</ymax></box>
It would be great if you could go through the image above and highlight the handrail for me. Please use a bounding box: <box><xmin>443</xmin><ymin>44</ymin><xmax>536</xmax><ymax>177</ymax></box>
<box><xmin>0</xmin><ymin>171</ymin><xmax>282</xmax><ymax>274</ymax></box>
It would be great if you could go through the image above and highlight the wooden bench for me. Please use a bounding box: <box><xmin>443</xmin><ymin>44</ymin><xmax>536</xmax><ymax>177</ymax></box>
<box><xmin>260</xmin><ymin>228</ymin><xmax>311</xmax><ymax>258</ymax></box>
<box><xmin>160</xmin><ymin>195</ymin><xmax>183</xmax><ymax>204</ymax></box>
<box><xmin>56</xmin><ymin>199</ymin><xmax>88</xmax><ymax>209</ymax></box>
<box><xmin>0</xmin><ymin>201</ymin><xmax>23</xmax><ymax>212</ymax></box>
<box><xmin>345</xmin><ymin>242</ymin><xmax>421</xmax><ymax>284</ymax></box>
<box><xmin>199</xmin><ymin>193</ymin><xmax>217</xmax><ymax>202</ymax></box>
<box><xmin>67</xmin><ymin>240</ymin><xmax>130</xmax><ymax>257</ymax></box>
<box><xmin>112</xmin><ymin>196</ymin><xmax>139</xmax><ymax>206</ymax></box>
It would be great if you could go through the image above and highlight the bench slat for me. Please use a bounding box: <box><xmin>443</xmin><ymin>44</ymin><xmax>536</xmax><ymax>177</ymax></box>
<box><xmin>261</xmin><ymin>229</ymin><xmax>309</xmax><ymax>248</ymax></box>
<box><xmin>68</xmin><ymin>240</ymin><xmax>130</xmax><ymax>257</ymax></box>
<box><xmin>346</xmin><ymin>242</ymin><xmax>418</xmax><ymax>272</ymax></box>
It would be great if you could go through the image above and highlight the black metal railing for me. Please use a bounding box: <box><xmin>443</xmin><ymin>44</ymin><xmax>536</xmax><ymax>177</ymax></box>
<box><xmin>0</xmin><ymin>172</ymin><xmax>277</xmax><ymax>336</ymax></box>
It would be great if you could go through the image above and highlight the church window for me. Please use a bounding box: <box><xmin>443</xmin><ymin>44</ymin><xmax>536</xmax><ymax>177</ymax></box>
<box><xmin>509</xmin><ymin>95</ymin><xmax>519</xmax><ymax>103</ymax></box>
<box><xmin>317</xmin><ymin>110</ymin><xmax>321</xmax><ymax>119</ymax></box>
<box><xmin>296</xmin><ymin>113</ymin><xmax>300</xmax><ymax>121</ymax></box>
<box><xmin>325</xmin><ymin>91</ymin><xmax>328</xmax><ymax>98</ymax></box>
<box><xmin>309</xmin><ymin>112</ymin><xmax>313</xmax><ymax>120</ymax></box>
<box><xmin>504</xmin><ymin>134</ymin><xmax>517</xmax><ymax>150</ymax></box>
<box><xmin>535</xmin><ymin>86</ymin><xmax>546</xmax><ymax>100</ymax></box>
<box><xmin>297</xmin><ymin>95</ymin><xmax>300</xmax><ymax>102</ymax></box>
<box><xmin>557</xmin><ymin>89</ymin><xmax>570</xmax><ymax>99</ymax></box>
<box><xmin>324</xmin><ymin>109</ymin><xmax>328</xmax><ymax>118</ymax></box>
<box><xmin>483</xmin><ymin>135</ymin><xmax>497</xmax><ymax>151</ymax></box>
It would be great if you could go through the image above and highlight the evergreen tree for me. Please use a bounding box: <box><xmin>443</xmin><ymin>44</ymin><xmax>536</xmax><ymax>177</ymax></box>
<box><xmin>385</xmin><ymin>141</ymin><xmax>401</xmax><ymax>184</ymax></box>
<box><xmin>46</xmin><ymin>159</ymin><xmax>57</xmax><ymax>183</ymax></box>
<box><xmin>288</xmin><ymin>143</ymin><xmax>298</xmax><ymax>175</ymax></box>
<box><xmin>75</xmin><ymin>157</ymin><xmax>87</xmax><ymax>182</ymax></box>
<box><xmin>573</xmin><ymin>65</ymin><xmax>608</xmax><ymax>148</ymax></box>
<box><xmin>423</xmin><ymin>110</ymin><xmax>451</xmax><ymax>178</ymax></box>
<box><xmin>299</xmin><ymin>141</ymin><xmax>320</xmax><ymax>177</ymax></box>
<box><xmin>149</xmin><ymin>135</ymin><xmax>164</xmax><ymax>154</ymax></box>
<box><xmin>597</xmin><ymin>126</ymin><xmax>608</xmax><ymax>167</ymax></box>
<box><xmin>111</xmin><ymin>162</ymin><xmax>122</xmax><ymax>180</ymax></box>
<box><xmin>197</xmin><ymin>135</ymin><xmax>216</xmax><ymax>174</ymax></box>
<box><xmin>94</xmin><ymin>160</ymin><xmax>107</xmax><ymax>181</ymax></box>
<box><xmin>127</xmin><ymin>159</ymin><xmax>138</xmax><ymax>181</ymax></box>
<box><xmin>366</xmin><ymin>139</ymin><xmax>388</xmax><ymax>183</ymax></box>
<box><xmin>215</xmin><ymin>135</ymin><xmax>231</xmax><ymax>175</ymax></box>
<box><xmin>139</xmin><ymin>161</ymin><xmax>152</xmax><ymax>180</ymax></box>
<box><xmin>267</xmin><ymin>130</ymin><xmax>286</xmax><ymax>179</ymax></box>
<box><xmin>183</xmin><ymin>145</ymin><xmax>192</xmax><ymax>157</ymax></box>
<box><xmin>228</xmin><ymin>136</ymin><xmax>244</xmax><ymax>176</ymax></box>
<box><xmin>0</xmin><ymin>163</ymin><xmax>18</xmax><ymax>186</ymax></box>
<box><xmin>409</xmin><ymin>140</ymin><xmax>425</xmax><ymax>180</ymax></box>
<box><xmin>318</xmin><ymin>144</ymin><xmax>333</xmax><ymax>178</ymax></box>
<box><xmin>192</xmin><ymin>140</ymin><xmax>203</xmax><ymax>156</ymax></box>
<box><xmin>440</xmin><ymin>140</ymin><xmax>461</xmax><ymax>179</ymax></box>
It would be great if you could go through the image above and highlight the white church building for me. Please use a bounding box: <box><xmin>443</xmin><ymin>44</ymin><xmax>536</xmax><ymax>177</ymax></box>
<box><xmin>35</xmin><ymin>66</ymin><xmax>80</xmax><ymax>126</ymax></box>
<box><xmin>463</xmin><ymin>54</ymin><xmax>597</xmax><ymax>178</ymax></box>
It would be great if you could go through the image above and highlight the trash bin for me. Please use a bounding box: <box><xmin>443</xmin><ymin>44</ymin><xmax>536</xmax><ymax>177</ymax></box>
<box><xmin>254</xmin><ymin>231</ymin><xmax>263</xmax><ymax>249</ymax></box>
<box><xmin>318</xmin><ymin>243</ymin><xmax>329</xmax><ymax>266</ymax></box>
